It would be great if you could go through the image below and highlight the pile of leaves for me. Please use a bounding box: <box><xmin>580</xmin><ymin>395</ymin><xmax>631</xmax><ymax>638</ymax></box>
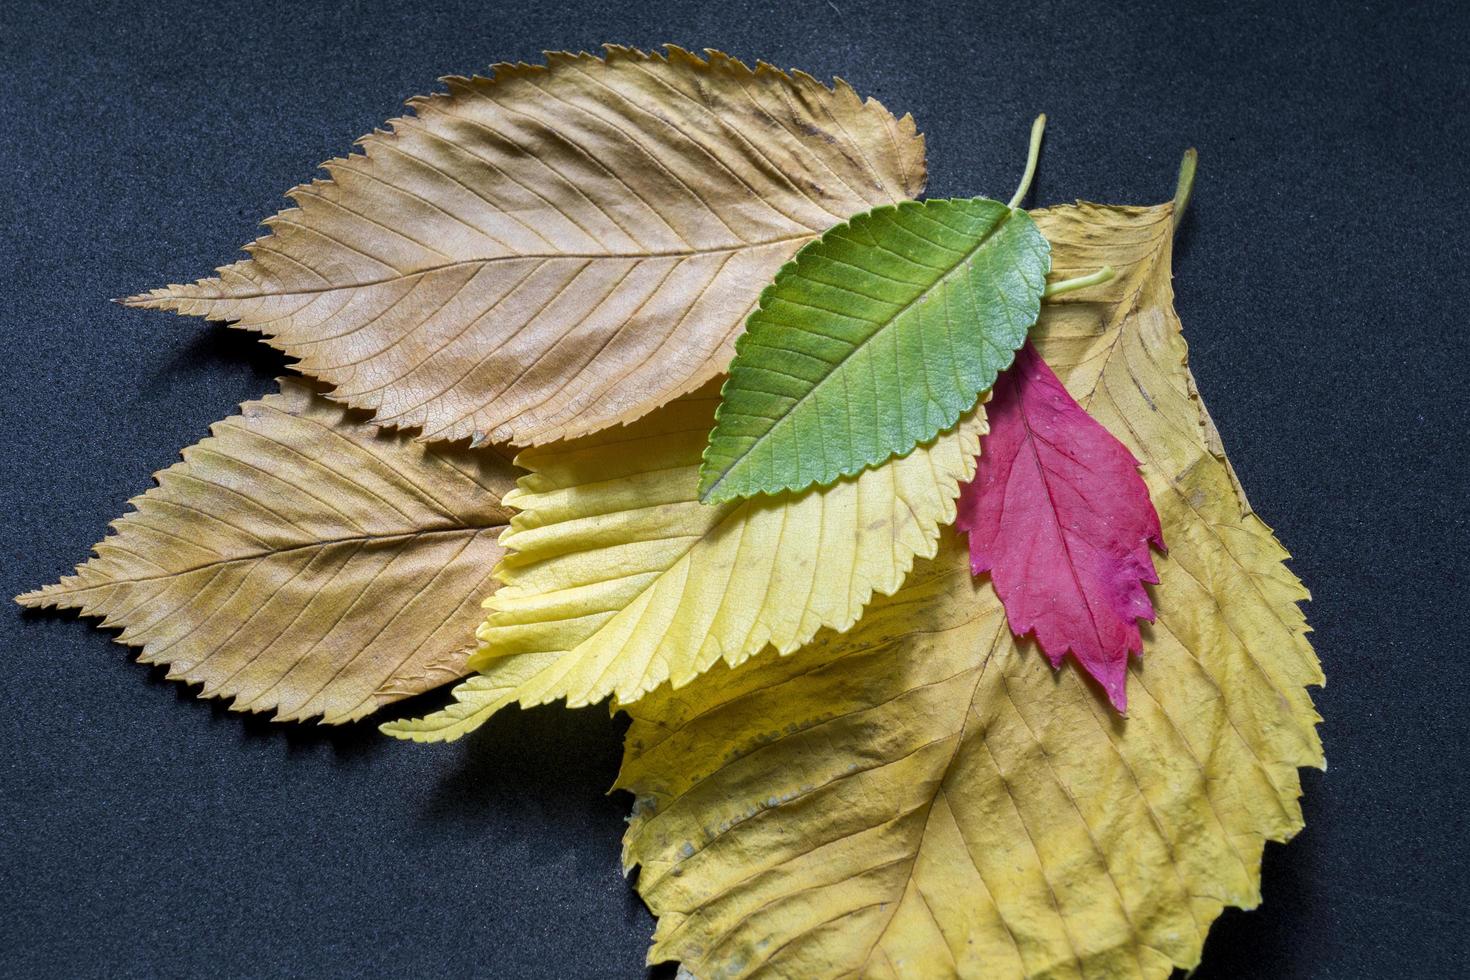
<box><xmin>21</xmin><ymin>46</ymin><xmax>1322</xmax><ymax>979</ymax></box>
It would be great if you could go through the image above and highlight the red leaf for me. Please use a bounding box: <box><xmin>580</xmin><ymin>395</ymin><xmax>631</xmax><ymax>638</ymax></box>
<box><xmin>957</xmin><ymin>342</ymin><xmax>1164</xmax><ymax>711</ymax></box>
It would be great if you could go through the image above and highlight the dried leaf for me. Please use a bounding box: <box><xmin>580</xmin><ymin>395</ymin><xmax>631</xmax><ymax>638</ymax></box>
<box><xmin>700</xmin><ymin>198</ymin><xmax>1048</xmax><ymax>503</ymax></box>
<box><xmin>957</xmin><ymin>340</ymin><xmax>1165</xmax><ymax>711</ymax></box>
<box><xmin>380</xmin><ymin>383</ymin><xmax>985</xmax><ymax>743</ymax></box>
<box><xmin>17</xmin><ymin>379</ymin><xmax>517</xmax><ymax>723</ymax></box>
<box><xmin>126</xmin><ymin>46</ymin><xmax>925</xmax><ymax>446</ymax></box>
<box><xmin>614</xmin><ymin>201</ymin><xmax>1323</xmax><ymax>978</ymax></box>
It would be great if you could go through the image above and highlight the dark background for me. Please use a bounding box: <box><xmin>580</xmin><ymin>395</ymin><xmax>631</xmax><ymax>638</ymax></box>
<box><xmin>2</xmin><ymin>0</ymin><xmax>1466</xmax><ymax>976</ymax></box>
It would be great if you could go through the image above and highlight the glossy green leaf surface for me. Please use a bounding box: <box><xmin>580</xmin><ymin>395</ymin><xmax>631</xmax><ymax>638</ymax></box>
<box><xmin>698</xmin><ymin>198</ymin><xmax>1050</xmax><ymax>503</ymax></box>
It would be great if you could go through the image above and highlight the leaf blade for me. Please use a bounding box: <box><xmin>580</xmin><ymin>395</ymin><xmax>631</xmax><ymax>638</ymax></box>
<box><xmin>698</xmin><ymin>198</ymin><xmax>1050</xmax><ymax>502</ymax></box>
<box><xmin>17</xmin><ymin>379</ymin><xmax>518</xmax><ymax>723</ymax></box>
<box><xmin>957</xmin><ymin>340</ymin><xmax>1165</xmax><ymax>710</ymax></box>
<box><xmin>125</xmin><ymin>46</ymin><xmax>925</xmax><ymax>447</ymax></box>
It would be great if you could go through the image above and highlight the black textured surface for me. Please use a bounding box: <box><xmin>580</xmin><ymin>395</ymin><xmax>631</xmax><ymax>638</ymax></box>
<box><xmin>2</xmin><ymin>1</ymin><xmax>1467</xmax><ymax>977</ymax></box>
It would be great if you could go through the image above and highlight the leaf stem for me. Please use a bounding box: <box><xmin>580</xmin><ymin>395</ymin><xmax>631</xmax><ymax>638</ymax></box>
<box><xmin>1172</xmin><ymin>148</ymin><xmax>1198</xmax><ymax>229</ymax></box>
<box><xmin>1007</xmin><ymin>113</ymin><xmax>1047</xmax><ymax>210</ymax></box>
<box><xmin>1043</xmin><ymin>265</ymin><xmax>1115</xmax><ymax>298</ymax></box>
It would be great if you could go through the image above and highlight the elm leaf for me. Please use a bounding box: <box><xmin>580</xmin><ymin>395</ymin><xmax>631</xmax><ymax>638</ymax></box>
<box><xmin>17</xmin><ymin>378</ymin><xmax>517</xmax><ymax>724</ymax></box>
<box><xmin>617</xmin><ymin>199</ymin><xmax>1323</xmax><ymax>979</ymax></box>
<box><xmin>698</xmin><ymin>196</ymin><xmax>1049</xmax><ymax>503</ymax></box>
<box><xmin>125</xmin><ymin>46</ymin><xmax>925</xmax><ymax>447</ymax></box>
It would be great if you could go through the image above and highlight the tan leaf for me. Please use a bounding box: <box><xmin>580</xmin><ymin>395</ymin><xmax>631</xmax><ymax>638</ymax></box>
<box><xmin>125</xmin><ymin>45</ymin><xmax>925</xmax><ymax>446</ymax></box>
<box><xmin>17</xmin><ymin>378</ymin><xmax>517</xmax><ymax>724</ymax></box>
<box><xmin>614</xmin><ymin>201</ymin><xmax>1323</xmax><ymax>978</ymax></box>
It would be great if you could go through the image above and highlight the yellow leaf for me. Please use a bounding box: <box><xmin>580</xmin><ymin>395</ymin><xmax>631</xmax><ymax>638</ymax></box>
<box><xmin>17</xmin><ymin>378</ymin><xmax>517</xmax><ymax>724</ymax></box>
<box><xmin>126</xmin><ymin>46</ymin><xmax>925</xmax><ymax>447</ymax></box>
<box><xmin>380</xmin><ymin>385</ymin><xmax>986</xmax><ymax>743</ymax></box>
<box><xmin>614</xmin><ymin>202</ymin><xmax>1324</xmax><ymax>978</ymax></box>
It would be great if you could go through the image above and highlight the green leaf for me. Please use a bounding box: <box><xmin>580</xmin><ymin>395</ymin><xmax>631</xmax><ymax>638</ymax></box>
<box><xmin>698</xmin><ymin>197</ymin><xmax>1051</xmax><ymax>503</ymax></box>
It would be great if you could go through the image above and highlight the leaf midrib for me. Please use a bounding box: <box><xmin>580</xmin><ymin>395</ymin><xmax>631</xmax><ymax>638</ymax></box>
<box><xmin>1013</xmin><ymin>371</ymin><xmax>1107</xmax><ymax>645</ymax></box>
<box><xmin>30</xmin><ymin>523</ymin><xmax>508</xmax><ymax>597</ymax></box>
<box><xmin>162</xmin><ymin>234</ymin><xmax>820</xmax><ymax>302</ymax></box>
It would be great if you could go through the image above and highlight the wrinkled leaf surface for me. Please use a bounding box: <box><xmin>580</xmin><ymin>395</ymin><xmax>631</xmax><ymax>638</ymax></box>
<box><xmin>615</xmin><ymin>202</ymin><xmax>1323</xmax><ymax>979</ymax></box>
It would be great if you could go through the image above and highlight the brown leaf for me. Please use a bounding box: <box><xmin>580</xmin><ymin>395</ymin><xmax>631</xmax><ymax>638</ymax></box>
<box><xmin>17</xmin><ymin>378</ymin><xmax>517</xmax><ymax>724</ymax></box>
<box><xmin>125</xmin><ymin>46</ymin><xmax>926</xmax><ymax>446</ymax></box>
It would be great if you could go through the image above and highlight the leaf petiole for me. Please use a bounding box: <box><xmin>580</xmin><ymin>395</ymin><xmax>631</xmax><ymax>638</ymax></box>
<box><xmin>1007</xmin><ymin>113</ymin><xmax>1047</xmax><ymax>209</ymax></box>
<box><xmin>1043</xmin><ymin>265</ymin><xmax>1115</xmax><ymax>298</ymax></box>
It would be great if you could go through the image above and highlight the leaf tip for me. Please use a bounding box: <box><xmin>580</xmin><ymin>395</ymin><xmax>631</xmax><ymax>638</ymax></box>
<box><xmin>695</xmin><ymin>475</ymin><xmax>729</xmax><ymax>506</ymax></box>
<box><xmin>377</xmin><ymin>720</ymin><xmax>413</xmax><ymax>740</ymax></box>
<box><xmin>1106</xmin><ymin>680</ymin><xmax>1129</xmax><ymax>714</ymax></box>
<box><xmin>379</xmin><ymin>716</ymin><xmax>461</xmax><ymax>743</ymax></box>
<box><xmin>1173</xmin><ymin>149</ymin><xmax>1199</xmax><ymax>225</ymax></box>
